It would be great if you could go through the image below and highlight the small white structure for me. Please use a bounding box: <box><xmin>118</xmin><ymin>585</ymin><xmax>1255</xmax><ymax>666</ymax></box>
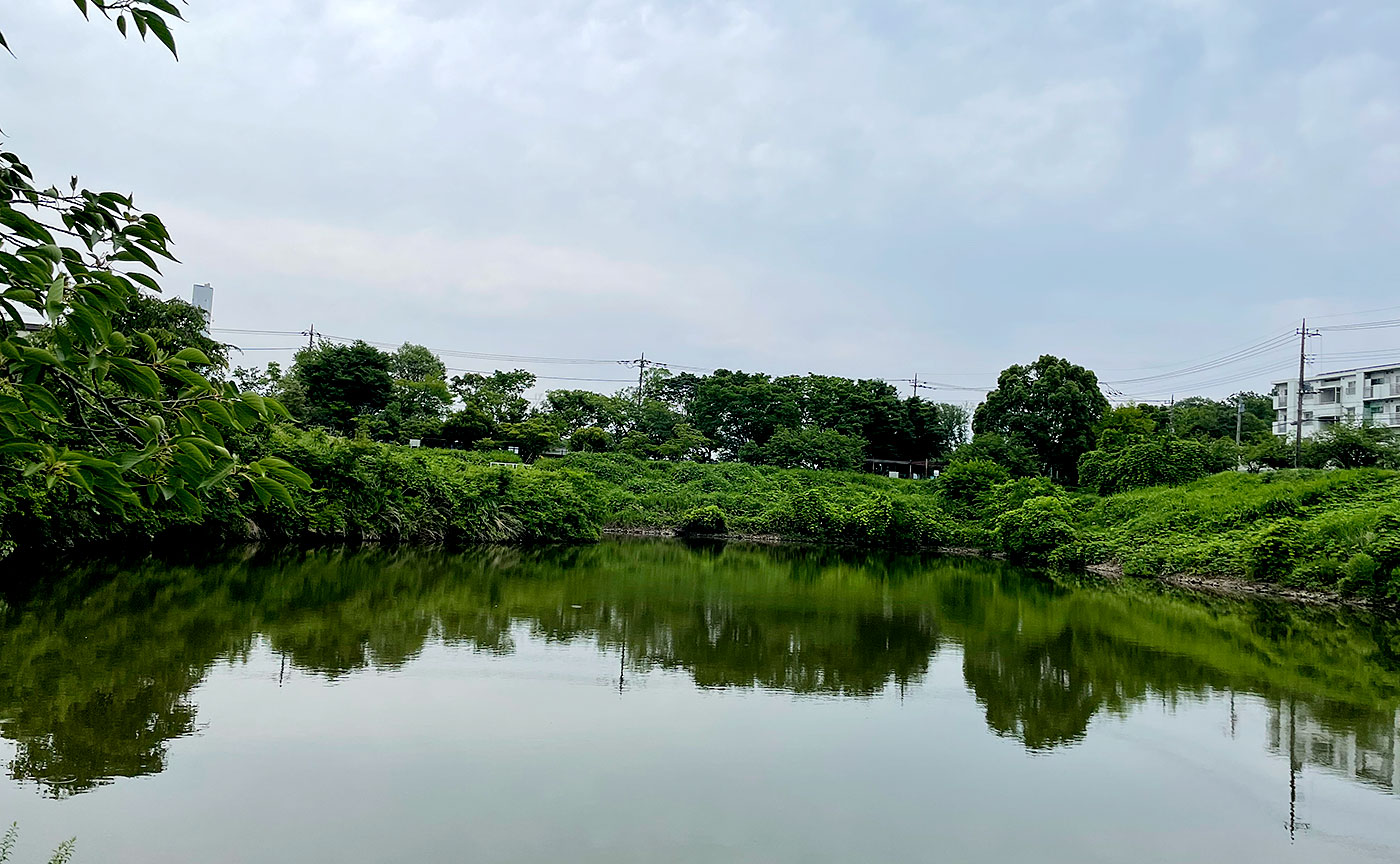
<box><xmin>1271</xmin><ymin>364</ymin><xmax>1400</xmax><ymax>439</ymax></box>
<box><xmin>191</xmin><ymin>283</ymin><xmax>214</xmax><ymax>335</ymax></box>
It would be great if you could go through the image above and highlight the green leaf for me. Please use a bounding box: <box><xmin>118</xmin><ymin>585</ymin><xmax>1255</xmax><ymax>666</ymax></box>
<box><xmin>173</xmin><ymin>347</ymin><xmax>211</xmax><ymax>365</ymax></box>
<box><xmin>172</xmin><ymin>487</ymin><xmax>202</xmax><ymax>515</ymax></box>
<box><xmin>175</xmin><ymin>439</ymin><xmax>212</xmax><ymax>470</ymax></box>
<box><xmin>247</xmin><ymin>476</ymin><xmax>271</xmax><ymax>506</ymax></box>
<box><xmin>197</xmin><ymin>399</ymin><xmax>235</xmax><ymax>427</ymax></box>
<box><xmin>116</xmin><ymin>448</ymin><xmax>155</xmax><ymax>471</ymax></box>
<box><xmin>195</xmin><ymin>461</ymin><xmax>238</xmax><ymax>491</ymax></box>
<box><xmin>252</xmin><ymin>476</ymin><xmax>296</xmax><ymax>511</ymax></box>
<box><xmin>146</xmin><ymin>0</ymin><xmax>184</xmax><ymax>20</ymax></box>
<box><xmin>0</xmin><ymin>206</ymin><xmax>56</xmax><ymax>244</ymax></box>
<box><xmin>140</xmin><ymin>11</ymin><xmax>179</xmax><ymax>58</ymax></box>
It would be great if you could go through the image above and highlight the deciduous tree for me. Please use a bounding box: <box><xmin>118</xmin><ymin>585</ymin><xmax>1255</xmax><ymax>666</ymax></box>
<box><xmin>972</xmin><ymin>356</ymin><xmax>1109</xmax><ymax>483</ymax></box>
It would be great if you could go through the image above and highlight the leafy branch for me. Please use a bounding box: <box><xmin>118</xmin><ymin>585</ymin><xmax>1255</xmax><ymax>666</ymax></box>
<box><xmin>1</xmin><ymin>2</ymin><xmax>309</xmax><ymax>517</ymax></box>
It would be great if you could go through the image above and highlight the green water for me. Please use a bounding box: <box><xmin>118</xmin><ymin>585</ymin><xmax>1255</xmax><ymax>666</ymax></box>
<box><xmin>1</xmin><ymin>539</ymin><xmax>1398</xmax><ymax>862</ymax></box>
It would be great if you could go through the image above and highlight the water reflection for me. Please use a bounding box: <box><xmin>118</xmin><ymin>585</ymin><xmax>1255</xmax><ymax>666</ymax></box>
<box><xmin>2</xmin><ymin>540</ymin><xmax>1399</xmax><ymax>800</ymax></box>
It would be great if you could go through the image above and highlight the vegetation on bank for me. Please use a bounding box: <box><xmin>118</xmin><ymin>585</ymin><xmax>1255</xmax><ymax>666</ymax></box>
<box><xmin>6</xmin><ymin>427</ymin><xmax>1398</xmax><ymax>603</ymax></box>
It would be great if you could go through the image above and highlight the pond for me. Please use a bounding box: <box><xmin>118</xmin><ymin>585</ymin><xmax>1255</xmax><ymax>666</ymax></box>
<box><xmin>1</xmin><ymin>539</ymin><xmax>1398</xmax><ymax>863</ymax></box>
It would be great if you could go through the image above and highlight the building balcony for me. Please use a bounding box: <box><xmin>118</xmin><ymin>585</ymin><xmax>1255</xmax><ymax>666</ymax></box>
<box><xmin>1365</xmin><ymin>384</ymin><xmax>1397</xmax><ymax>400</ymax></box>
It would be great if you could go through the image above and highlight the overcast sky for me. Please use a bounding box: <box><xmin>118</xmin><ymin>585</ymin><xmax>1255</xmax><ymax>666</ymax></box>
<box><xmin>4</xmin><ymin>0</ymin><xmax>1399</xmax><ymax>401</ymax></box>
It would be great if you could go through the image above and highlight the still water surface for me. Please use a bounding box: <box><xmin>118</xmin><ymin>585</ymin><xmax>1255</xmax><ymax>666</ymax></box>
<box><xmin>1</xmin><ymin>540</ymin><xmax>1398</xmax><ymax>862</ymax></box>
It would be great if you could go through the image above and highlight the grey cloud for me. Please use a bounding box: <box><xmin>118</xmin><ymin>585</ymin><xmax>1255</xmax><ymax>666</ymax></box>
<box><xmin>3</xmin><ymin>0</ymin><xmax>1398</xmax><ymax>399</ymax></box>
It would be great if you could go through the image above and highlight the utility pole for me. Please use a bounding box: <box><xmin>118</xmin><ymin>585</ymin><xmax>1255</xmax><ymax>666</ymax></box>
<box><xmin>911</xmin><ymin>373</ymin><xmax>917</xmax><ymax>399</ymax></box>
<box><xmin>1293</xmin><ymin>319</ymin><xmax>1320</xmax><ymax>468</ymax></box>
<box><xmin>1235</xmin><ymin>392</ymin><xmax>1244</xmax><ymax>469</ymax></box>
<box><xmin>909</xmin><ymin>378</ymin><xmax>937</xmax><ymax>399</ymax></box>
<box><xmin>622</xmin><ymin>353</ymin><xmax>655</xmax><ymax>405</ymax></box>
<box><xmin>301</xmin><ymin>324</ymin><xmax>317</xmax><ymax>349</ymax></box>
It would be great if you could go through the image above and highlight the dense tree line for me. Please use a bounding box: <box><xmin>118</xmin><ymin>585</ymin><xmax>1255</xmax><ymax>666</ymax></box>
<box><xmin>233</xmin><ymin>342</ymin><xmax>972</xmax><ymax>469</ymax></box>
<box><xmin>231</xmin><ymin>342</ymin><xmax>1400</xmax><ymax>486</ymax></box>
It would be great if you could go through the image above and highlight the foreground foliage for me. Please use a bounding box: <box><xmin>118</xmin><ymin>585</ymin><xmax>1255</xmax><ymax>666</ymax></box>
<box><xmin>1</xmin><ymin>0</ymin><xmax>307</xmax><ymax>540</ymax></box>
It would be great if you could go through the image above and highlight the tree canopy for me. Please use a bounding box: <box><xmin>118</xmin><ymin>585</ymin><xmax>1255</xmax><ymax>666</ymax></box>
<box><xmin>972</xmin><ymin>355</ymin><xmax>1109</xmax><ymax>483</ymax></box>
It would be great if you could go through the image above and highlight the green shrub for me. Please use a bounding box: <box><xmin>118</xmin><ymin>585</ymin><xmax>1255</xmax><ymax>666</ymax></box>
<box><xmin>984</xmin><ymin>476</ymin><xmax>1065</xmax><ymax>517</ymax></box>
<box><xmin>1078</xmin><ymin>437</ymin><xmax>1228</xmax><ymax>496</ymax></box>
<box><xmin>1247</xmin><ymin>520</ymin><xmax>1304</xmax><ymax>582</ymax></box>
<box><xmin>995</xmin><ymin>496</ymin><xmax>1077</xmax><ymax>565</ymax></box>
<box><xmin>1283</xmin><ymin>558</ymin><xmax>1344</xmax><ymax>589</ymax></box>
<box><xmin>938</xmin><ymin>460</ymin><xmax>1010</xmax><ymax>515</ymax></box>
<box><xmin>1338</xmin><ymin>553</ymin><xmax>1380</xmax><ymax>596</ymax></box>
<box><xmin>1052</xmin><ymin>532</ymin><xmax>1114</xmax><ymax>574</ymax></box>
<box><xmin>676</xmin><ymin>505</ymin><xmax>727</xmax><ymax>536</ymax></box>
<box><xmin>772</xmin><ymin>488</ymin><xmax>827</xmax><ymax>538</ymax></box>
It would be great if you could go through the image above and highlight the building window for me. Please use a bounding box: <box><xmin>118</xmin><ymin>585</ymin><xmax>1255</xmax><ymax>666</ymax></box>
<box><xmin>1346</xmin><ymin>381</ymin><xmax>1356</xmax><ymax>395</ymax></box>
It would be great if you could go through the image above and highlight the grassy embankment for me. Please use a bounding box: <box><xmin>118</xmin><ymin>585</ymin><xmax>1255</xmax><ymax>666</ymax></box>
<box><xmin>2</xmin><ymin>428</ymin><xmax>1398</xmax><ymax>600</ymax></box>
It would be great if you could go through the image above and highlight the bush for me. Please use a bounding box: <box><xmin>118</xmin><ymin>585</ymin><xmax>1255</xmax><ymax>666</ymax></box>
<box><xmin>1077</xmin><ymin>437</ymin><xmax>1227</xmax><ymax>496</ymax></box>
<box><xmin>749</xmin><ymin>427</ymin><xmax>866</xmax><ymax>471</ymax></box>
<box><xmin>948</xmin><ymin>433</ymin><xmax>1041</xmax><ymax>477</ymax></box>
<box><xmin>984</xmin><ymin>476</ymin><xmax>1064</xmax><ymax>517</ymax></box>
<box><xmin>781</xmin><ymin>488</ymin><xmax>840</xmax><ymax>539</ymax></box>
<box><xmin>1338</xmin><ymin>553</ymin><xmax>1380</xmax><ymax>596</ymax></box>
<box><xmin>676</xmin><ymin>505</ymin><xmax>727</xmax><ymax>536</ymax></box>
<box><xmin>938</xmin><ymin>459</ymin><xmax>1011</xmax><ymax>515</ymax></box>
<box><xmin>1247</xmin><ymin>520</ymin><xmax>1304</xmax><ymax>582</ymax></box>
<box><xmin>1315</xmin><ymin>422</ymin><xmax>1400</xmax><ymax>469</ymax></box>
<box><xmin>1046</xmin><ymin>535</ymin><xmax>1111</xmax><ymax>572</ymax></box>
<box><xmin>995</xmin><ymin>496</ymin><xmax>1077</xmax><ymax>565</ymax></box>
<box><xmin>1283</xmin><ymin>558</ymin><xmax>1344</xmax><ymax>589</ymax></box>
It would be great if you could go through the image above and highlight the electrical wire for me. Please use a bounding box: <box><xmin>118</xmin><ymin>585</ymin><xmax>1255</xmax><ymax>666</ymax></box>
<box><xmin>1317</xmin><ymin>319</ymin><xmax>1400</xmax><ymax>332</ymax></box>
<box><xmin>1101</xmin><ymin>332</ymin><xmax>1295</xmax><ymax>386</ymax></box>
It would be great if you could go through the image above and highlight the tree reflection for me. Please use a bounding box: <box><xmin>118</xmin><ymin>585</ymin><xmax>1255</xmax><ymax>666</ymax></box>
<box><xmin>1</xmin><ymin>541</ymin><xmax>1398</xmax><ymax>797</ymax></box>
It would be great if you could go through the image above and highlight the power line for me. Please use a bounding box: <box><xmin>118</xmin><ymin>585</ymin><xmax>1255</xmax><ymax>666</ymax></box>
<box><xmin>1101</xmin><ymin>332</ymin><xmax>1295</xmax><ymax>386</ymax></box>
<box><xmin>1317</xmin><ymin>318</ymin><xmax>1400</xmax><ymax>333</ymax></box>
<box><xmin>211</xmin><ymin>313</ymin><xmax>1396</xmax><ymax>400</ymax></box>
<box><xmin>1096</xmin><ymin>329</ymin><xmax>1294</xmax><ymax>375</ymax></box>
<box><xmin>1113</xmin><ymin>357</ymin><xmax>1296</xmax><ymax>400</ymax></box>
<box><xmin>212</xmin><ymin>327</ymin><xmax>628</xmax><ymax>366</ymax></box>
<box><xmin>1308</xmin><ymin>303</ymin><xmax>1400</xmax><ymax>321</ymax></box>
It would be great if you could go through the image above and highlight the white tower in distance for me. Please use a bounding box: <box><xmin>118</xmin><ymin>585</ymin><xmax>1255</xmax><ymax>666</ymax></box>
<box><xmin>191</xmin><ymin>283</ymin><xmax>214</xmax><ymax>335</ymax></box>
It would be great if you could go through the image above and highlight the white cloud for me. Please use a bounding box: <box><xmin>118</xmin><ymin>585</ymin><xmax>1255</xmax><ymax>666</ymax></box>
<box><xmin>5</xmin><ymin>0</ymin><xmax>1400</xmax><ymax>398</ymax></box>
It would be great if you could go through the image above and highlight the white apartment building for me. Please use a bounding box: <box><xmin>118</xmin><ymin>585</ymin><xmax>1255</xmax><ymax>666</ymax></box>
<box><xmin>1271</xmin><ymin>364</ymin><xmax>1400</xmax><ymax>438</ymax></box>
